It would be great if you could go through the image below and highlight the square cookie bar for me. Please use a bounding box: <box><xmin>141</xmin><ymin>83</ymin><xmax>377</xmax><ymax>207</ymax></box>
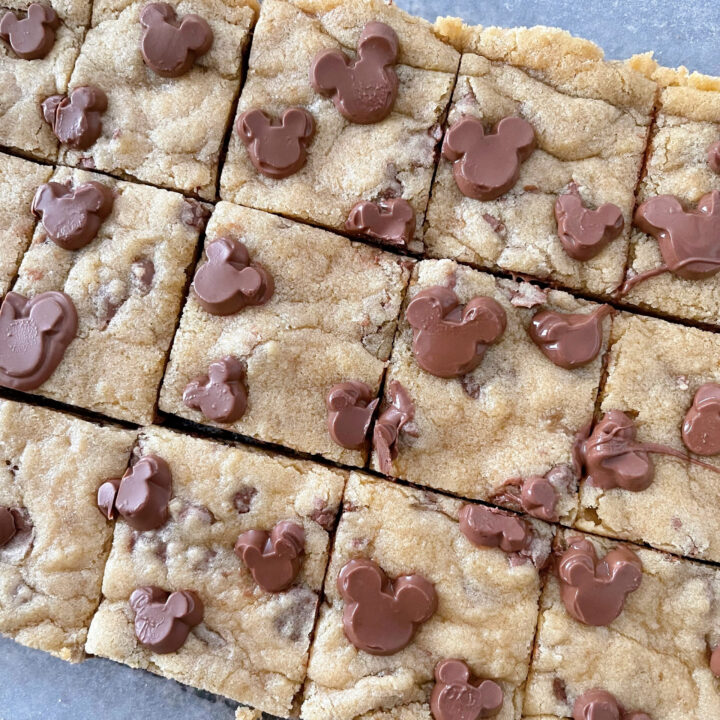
<box><xmin>219</xmin><ymin>0</ymin><xmax>459</xmax><ymax>251</ymax></box>
<box><xmin>0</xmin><ymin>152</ymin><xmax>52</xmax><ymax>295</ymax></box>
<box><xmin>0</xmin><ymin>399</ymin><xmax>135</xmax><ymax>661</ymax></box>
<box><xmin>575</xmin><ymin>313</ymin><xmax>720</xmax><ymax>563</ymax></box>
<box><xmin>86</xmin><ymin>426</ymin><xmax>346</xmax><ymax>717</ymax></box>
<box><xmin>8</xmin><ymin>166</ymin><xmax>203</xmax><ymax>424</ymax></box>
<box><xmin>618</xmin><ymin>56</ymin><xmax>720</xmax><ymax>325</ymax></box>
<box><xmin>425</xmin><ymin>22</ymin><xmax>656</xmax><ymax>296</ymax></box>
<box><xmin>0</xmin><ymin>0</ymin><xmax>91</xmax><ymax>160</ymax></box>
<box><xmin>160</xmin><ymin>201</ymin><xmax>411</xmax><ymax>466</ymax></box>
<box><xmin>524</xmin><ymin>530</ymin><xmax>720</xmax><ymax>719</ymax></box>
<box><xmin>57</xmin><ymin>0</ymin><xmax>258</xmax><ymax>199</ymax></box>
<box><xmin>302</xmin><ymin>473</ymin><xmax>553</xmax><ymax>720</ymax></box>
<box><xmin>370</xmin><ymin>259</ymin><xmax>611</xmax><ymax>524</ymax></box>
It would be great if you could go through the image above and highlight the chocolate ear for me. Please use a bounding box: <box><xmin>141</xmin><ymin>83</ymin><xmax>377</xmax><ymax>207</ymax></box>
<box><xmin>444</xmin><ymin>117</ymin><xmax>484</xmax><ymax>158</ymax></box>
<box><xmin>165</xmin><ymin>590</ymin><xmax>193</xmax><ymax>619</ymax></box>
<box><xmin>342</xmin><ymin>563</ymin><xmax>383</xmax><ymax>602</ymax></box>
<box><xmin>0</xmin><ymin>12</ymin><xmax>18</xmax><ymax>35</ymax></box>
<box><xmin>597</xmin><ymin>202</ymin><xmax>624</xmax><ymax>228</ymax></box>
<box><xmin>179</xmin><ymin>15</ymin><xmax>212</xmax><ymax>53</ymax></box>
<box><xmin>74</xmin><ymin>184</ymin><xmax>105</xmax><ymax>212</ymax></box>
<box><xmin>636</xmin><ymin>195</ymin><xmax>684</xmax><ymax>231</ymax></box>
<box><xmin>358</xmin><ymin>33</ymin><xmax>396</xmax><ymax>64</ymax></box>
<box><xmin>327</xmin><ymin>386</ymin><xmax>351</xmax><ymax>411</ymax></box>
<box><xmin>139</xmin><ymin>3</ymin><xmax>170</xmax><ymax>29</ymax></box>
<box><xmin>31</xmin><ymin>183</ymin><xmax>60</xmax><ymax>216</ymax></box>
<box><xmin>311</xmin><ymin>50</ymin><xmax>348</xmax><ymax>93</ymax></box>
<box><xmin>205</xmin><ymin>238</ymin><xmax>233</xmax><ymax>263</ymax></box>
<box><xmin>611</xmin><ymin>560</ymin><xmax>642</xmax><ymax>593</ymax></box>
<box><xmin>394</xmin><ymin>576</ymin><xmax>437</xmax><ymax>623</ymax></box>
<box><xmin>238</xmin><ymin>109</ymin><xmax>270</xmax><ymax>142</ymax></box>
<box><xmin>28</xmin><ymin>296</ymin><xmax>63</xmax><ymax>332</ymax></box>
<box><xmin>405</xmin><ymin>295</ymin><xmax>441</xmax><ymax>330</ymax></box>
<box><xmin>463</xmin><ymin>298</ymin><xmax>507</xmax><ymax>343</ymax></box>
<box><xmin>240</xmin><ymin>541</ymin><xmax>263</xmax><ymax>569</ymax></box>
<box><xmin>282</xmin><ymin>108</ymin><xmax>314</xmax><ymax>139</ymax></box>
<box><xmin>129</xmin><ymin>586</ymin><xmax>155</xmax><ymax>612</ymax></box>
<box><xmin>559</xmin><ymin>552</ymin><xmax>594</xmax><ymax>587</ymax></box>
<box><xmin>497</xmin><ymin>116</ymin><xmax>535</xmax><ymax>152</ymax></box>
<box><xmin>435</xmin><ymin>658</ymin><xmax>470</xmax><ymax>685</ymax></box>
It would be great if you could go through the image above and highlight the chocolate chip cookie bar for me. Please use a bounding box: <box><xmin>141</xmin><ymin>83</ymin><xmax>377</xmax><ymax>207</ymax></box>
<box><xmin>524</xmin><ymin>529</ymin><xmax>720</xmax><ymax>718</ymax></box>
<box><xmin>425</xmin><ymin>22</ymin><xmax>656</xmax><ymax>296</ymax></box>
<box><xmin>55</xmin><ymin>0</ymin><xmax>258</xmax><ymax>199</ymax></box>
<box><xmin>0</xmin><ymin>0</ymin><xmax>91</xmax><ymax>160</ymax></box>
<box><xmin>85</xmin><ymin>425</ymin><xmax>346</xmax><ymax>717</ymax></box>
<box><xmin>0</xmin><ymin>399</ymin><xmax>136</xmax><ymax>661</ymax></box>
<box><xmin>302</xmin><ymin>473</ymin><xmax>553</xmax><ymax>720</ymax></box>
<box><xmin>219</xmin><ymin>0</ymin><xmax>459</xmax><ymax>251</ymax></box>
<box><xmin>160</xmin><ymin>201</ymin><xmax>411</xmax><ymax>466</ymax></box>
<box><xmin>575</xmin><ymin>313</ymin><xmax>720</xmax><ymax>563</ymax></box>
<box><xmin>371</xmin><ymin>258</ymin><xmax>611</xmax><ymax>523</ymax></box>
<box><xmin>8</xmin><ymin>167</ymin><xmax>202</xmax><ymax>424</ymax></box>
<box><xmin>616</xmin><ymin>56</ymin><xmax>720</xmax><ymax>325</ymax></box>
<box><xmin>0</xmin><ymin>152</ymin><xmax>52</xmax><ymax>296</ymax></box>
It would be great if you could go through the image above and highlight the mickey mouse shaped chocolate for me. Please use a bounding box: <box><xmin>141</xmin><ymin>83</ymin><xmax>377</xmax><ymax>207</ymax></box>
<box><xmin>310</xmin><ymin>21</ymin><xmax>399</xmax><ymax>124</ymax></box>
<box><xmin>555</xmin><ymin>183</ymin><xmax>625</xmax><ymax>261</ymax></box>
<box><xmin>619</xmin><ymin>190</ymin><xmax>720</xmax><ymax>294</ymax></box>
<box><xmin>32</xmin><ymin>180</ymin><xmax>114</xmax><ymax>250</ymax></box>
<box><xmin>193</xmin><ymin>236</ymin><xmax>274</xmax><ymax>315</ymax></box>
<box><xmin>98</xmin><ymin>455</ymin><xmax>172</xmax><ymax>531</ymax></box>
<box><xmin>0</xmin><ymin>3</ymin><xmax>59</xmax><ymax>59</ymax></box>
<box><xmin>235</xmin><ymin>521</ymin><xmax>305</xmax><ymax>593</ymax></box>
<box><xmin>346</xmin><ymin>198</ymin><xmax>416</xmax><ymax>248</ymax></box>
<box><xmin>572</xmin><ymin>688</ymin><xmax>651</xmax><ymax>720</ymax></box>
<box><xmin>236</xmin><ymin>108</ymin><xmax>315</xmax><ymax>179</ymax></box>
<box><xmin>337</xmin><ymin>558</ymin><xmax>437</xmax><ymax>655</ymax></box>
<box><xmin>459</xmin><ymin>504</ymin><xmax>531</xmax><ymax>554</ymax></box>
<box><xmin>183</xmin><ymin>356</ymin><xmax>248</xmax><ymax>423</ymax></box>
<box><xmin>326</xmin><ymin>380</ymin><xmax>379</xmax><ymax>450</ymax></box>
<box><xmin>373</xmin><ymin>380</ymin><xmax>415</xmax><ymax>475</ymax></box>
<box><xmin>558</xmin><ymin>536</ymin><xmax>642</xmax><ymax>626</ymax></box>
<box><xmin>682</xmin><ymin>383</ymin><xmax>720</xmax><ymax>456</ymax></box>
<box><xmin>130</xmin><ymin>585</ymin><xmax>203</xmax><ymax>653</ymax></box>
<box><xmin>42</xmin><ymin>86</ymin><xmax>107</xmax><ymax>150</ymax></box>
<box><xmin>139</xmin><ymin>2</ymin><xmax>213</xmax><ymax>78</ymax></box>
<box><xmin>405</xmin><ymin>286</ymin><xmax>507</xmax><ymax>378</ymax></box>
<box><xmin>528</xmin><ymin>305</ymin><xmax>612</xmax><ymax>370</ymax></box>
<box><xmin>442</xmin><ymin>116</ymin><xmax>536</xmax><ymax>201</ymax></box>
<box><xmin>430</xmin><ymin>659</ymin><xmax>504</xmax><ymax>720</ymax></box>
<box><xmin>0</xmin><ymin>291</ymin><xmax>77</xmax><ymax>390</ymax></box>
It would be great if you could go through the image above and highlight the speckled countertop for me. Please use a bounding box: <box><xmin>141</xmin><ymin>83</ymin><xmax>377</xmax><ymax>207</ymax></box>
<box><xmin>2</xmin><ymin>1</ymin><xmax>718</xmax><ymax>719</ymax></box>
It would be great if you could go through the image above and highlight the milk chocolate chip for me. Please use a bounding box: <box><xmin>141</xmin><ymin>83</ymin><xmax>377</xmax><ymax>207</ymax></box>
<box><xmin>558</xmin><ymin>536</ymin><xmax>642</xmax><ymax>626</ymax></box>
<box><xmin>326</xmin><ymin>381</ymin><xmax>379</xmax><ymax>450</ymax></box>
<box><xmin>0</xmin><ymin>3</ymin><xmax>59</xmax><ymax>59</ymax></box>
<box><xmin>555</xmin><ymin>184</ymin><xmax>624</xmax><ymax>261</ymax></box>
<box><xmin>346</xmin><ymin>198</ymin><xmax>416</xmax><ymax>248</ymax></box>
<box><xmin>183</xmin><ymin>356</ymin><xmax>247</xmax><ymax>423</ymax></box>
<box><xmin>573</xmin><ymin>688</ymin><xmax>651</xmax><ymax>720</ymax></box>
<box><xmin>708</xmin><ymin>141</ymin><xmax>720</xmax><ymax>174</ymax></box>
<box><xmin>32</xmin><ymin>181</ymin><xmax>114</xmax><ymax>250</ymax></box>
<box><xmin>139</xmin><ymin>2</ymin><xmax>212</xmax><ymax>78</ymax></box>
<box><xmin>236</xmin><ymin>108</ymin><xmax>315</xmax><ymax>179</ymax></box>
<box><xmin>529</xmin><ymin>305</ymin><xmax>611</xmax><ymax>370</ymax></box>
<box><xmin>42</xmin><ymin>86</ymin><xmax>107</xmax><ymax>150</ymax></box>
<box><xmin>373</xmin><ymin>380</ymin><xmax>415</xmax><ymax>474</ymax></box>
<box><xmin>682</xmin><ymin>383</ymin><xmax>720</xmax><ymax>456</ymax></box>
<box><xmin>130</xmin><ymin>585</ymin><xmax>203</xmax><ymax>653</ymax></box>
<box><xmin>405</xmin><ymin>286</ymin><xmax>506</xmax><ymax>378</ymax></box>
<box><xmin>579</xmin><ymin>410</ymin><xmax>720</xmax><ymax>492</ymax></box>
<box><xmin>459</xmin><ymin>504</ymin><xmax>531</xmax><ymax>553</ymax></box>
<box><xmin>97</xmin><ymin>477</ymin><xmax>121</xmax><ymax>520</ymax></box>
<box><xmin>193</xmin><ymin>236</ymin><xmax>273</xmax><ymax>315</ymax></box>
<box><xmin>442</xmin><ymin>116</ymin><xmax>536</xmax><ymax>201</ymax></box>
<box><xmin>235</xmin><ymin>520</ymin><xmax>305</xmax><ymax>593</ymax></box>
<box><xmin>115</xmin><ymin>455</ymin><xmax>172</xmax><ymax>531</ymax></box>
<box><xmin>337</xmin><ymin>558</ymin><xmax>437</xmax><ymax>655</ymax></box>
<box><xmin>431</xmin><ymin>659</ymin><xmax>503</xmax><ymax>720</ymax></box>
<box><xmin>310</xmin><ymin>21</ymin><xmax>399</xmax><ymax>124</ymax></box>
<box><xmin>0</xmin><ymin>291</ymin><xmax>77</xmax><ymax>390</ymax></box>
<box><xmin>0</xmin><ymin>507</ymin><xmax>19</xmax><ymax>547</ymax></box>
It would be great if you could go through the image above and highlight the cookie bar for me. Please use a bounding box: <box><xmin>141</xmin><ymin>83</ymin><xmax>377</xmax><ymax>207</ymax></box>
<box><xmin>160</xmin><ymin>201</ymin><xmax>411</xmax><ymax>466</ymax></box>
<box><xmin>425</xmin><ymin>22</ymin><xmax>656</xmax><ymax>296</ymax></box>
<box><xmin>524</xmin><ymin>529</ymin><xmax>720</xmax><ymax>718</ymax></box>
<box><xmin>10</xmin><ymin>166</ymin><xmax>202</xmax><ymax>424</ymax></box>
<box><xmin>56</xmin><ymin>0</ymin><xmax>258</xmax><ymax>199</ymax></box>
<box><xmin>302</xmin><ymin>473</ymin><xmax>553</xmax><ymax>720</ymax></box>
<box><xmin>0</xmin><ymin>152</ymin><xmax>52</xmax><ymax>296</ymax></box>
<box><xmin>370</xmin><ymin>258</ymin><xmax>611</xmax><ymax>523</ymax></box>
<box><xmin>0</xmin><ymin>0</ymin><xmax>91</xmax><ymax>160</ymax></box>
<box><xmin>575</xmin><ymin>313</ymin><xmax>720</xmax><ymax>563</ymax></box>
<box><xmin>219</xmin><ymin>0</ymin><xmax>459</xmax><ymax>251</ymax></box>
<box><xmin>618</xmin><ymin>56</ymin><xmax>720</xmax><ymax>325</ymax></box>
<box><xmin>85</xmin><ymin>425</ymin><xmax>346</xmax><ymax>717</ymax></box>
<box><xmin>0</xmin><ymin>399</ymin><xmax>136</xmax><ymax>661</ymax></box>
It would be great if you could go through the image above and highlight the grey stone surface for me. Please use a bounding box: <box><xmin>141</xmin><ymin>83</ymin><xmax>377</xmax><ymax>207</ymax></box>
<box><xmin>1</xmin><ymin>1</ymin><xmax>717</xmax><ymax>719</ymax></box>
